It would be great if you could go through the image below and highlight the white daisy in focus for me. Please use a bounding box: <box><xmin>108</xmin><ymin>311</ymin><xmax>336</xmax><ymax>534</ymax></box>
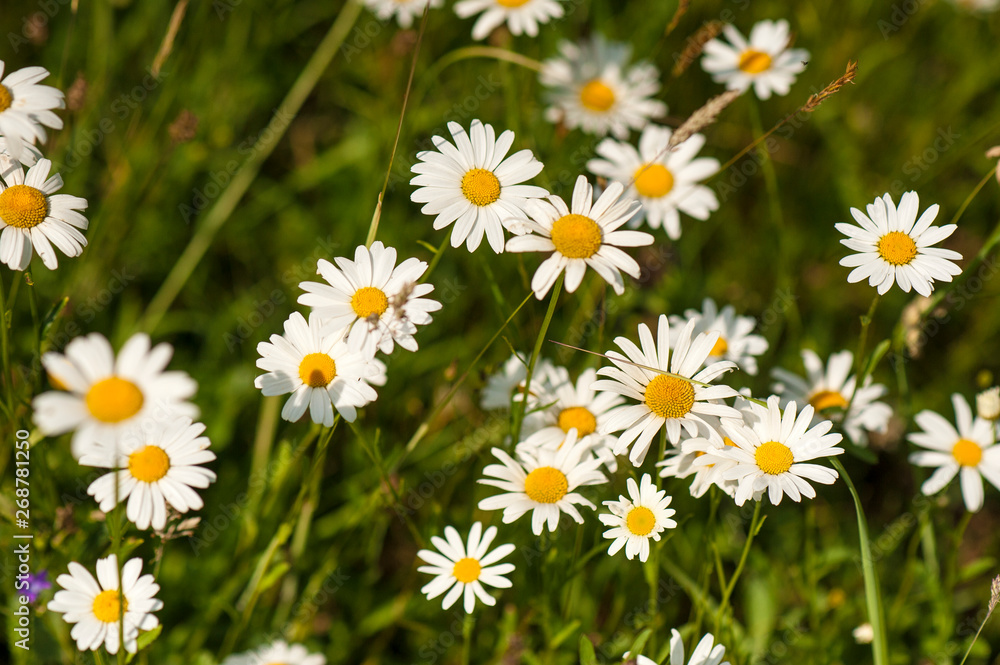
<box><xmin>505</xmin><ymin>175</ymin><xmax>653</xmax><ymax>298</ymax></box>
<box><xmin>599</xmin><ymin>473</ymin><xmax>676</xmax><ymax>562</ymax></box>
<box><xmin>297</xmin><ymin>241</ymin><xmax>442</xmax><ymax>356</ymax></box>
<box><xmin>699</xmin><ymin>395</ymin><xmax>844</xmax><ymax>506</ymax></box>
<box><xmin>82</xmin><ymin>417</ymin><xmax>217</xmax><ymax>531</ymax></box>
<box><xmin>363</xmin><ymin>0</ymin><xmax>443</xmax><ymax>28</ymax></box>
<box><xmin>701</xmin><ymin>20</ymin><xmax>808</xmax><ymax>100</ymax></box>
<box><xmin>771</xmin><ymin>349</ymin><xmax>892</xmax><ymax>447</ymax></box>
<box><xmin>908</xmin><ymin>393</ymin><xmax>1000</xmax><ymax>513</ymax></box>
<box><xmin>540</xmin><ymin>35</ymin><xmax>667</xmax><ymax>139</ymax></box>
<box><xmin>416</xmin><ymin>522</ymin><xmax>515</xmax><ymax>614</ymax></box>
<box><xmin>33</xmin><ymin>333</ymin><xmax>198</xmax><ymax>460</ymax></box>
<box><xmin>0</xmin><ymin>158</ymin><xmax>88</xmax><ymax>271</ymax></box>
<box><xmin>221</xmin><ymin>640</ymin><xmax>326</xmax><ymax>665</ymax></box>
<box><xmin>255</xmin><ymin>312</ymin><xmax>385</xmax><ymax>425</ymax></box>
<box><xmin>657</xmin><ymin>415</ymin><xmax>740</xmax><ymax>498</ymax></box>
<box><xmin>587</xmin><ymin>125</ymin><xmax>719</xmax><ymax>240</ymax></box>
<box><xmin>593</xmin><ymin>315</ymin><xmax>740</xmax><ymax>466</ymax></box>
<box><xmin>454</xmin><ymin>0</ymin><xmax>564</xmax><ymax>40</ymax></box>
<box><xmin>478</xmin><ymin>430</ymin><xmax>606</xmax><ymax>534</ymax></box>
<box><xmin>837</xmin><ymin>191</ymin><xmax>962</xmax><ymax>297</ymax></box>
<box><xmin>410</xmin><ymin>119</ymin><xmax>548</xmax><ymax>253</ymax></box>
<box><xmin>47</xmin><ymin>555</ymin><xmax>162</xmax><ymax>655</ymax></box>
<box><xmin>0</xmin><ymin>61</ymin><xmax>64</xmax><ymax>162</ymax></box>
<box><xmin>631</xmin><ymin>628</ymin><xmax>731</xmax><ymax>665</ymax></box>
<box><xmin>669</xmin><ymin>298</ymin><xmax>768</xmax><ymax>375</ymax></box>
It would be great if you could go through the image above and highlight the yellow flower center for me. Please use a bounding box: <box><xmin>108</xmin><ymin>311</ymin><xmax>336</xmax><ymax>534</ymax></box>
<box><xmin>877</xmin><ymin>231</ymin><xmax>918</xmax><ymax>266</ymax></box>
<box><xmin>755</xmin><ymin>441</ymin><xmax>794</xmax><ymax>475</ymax></box>
<box><xmin>496</xmin><ymin>0</ymin><xmax>531</xmax><ymax>5</ymax></box>
<box><xmin>128</xmin><ymin>445</ymin><xmax>171</xmax><ymax>483</ymax></box>
<box><xmin>461</xmin><ymin>168</ymin><xmax>502</xmax><ymax>207</ymax></box>
<box><xmin>809</xmin><ymin>390</ymin><xmax>848</xmax><ymax>411</ymax></box>
<box><xmin>738</xmin><ymin>49</ymin><xmax>773</xmax><ymax>74</ymax></box>
<box><xmin>92</xmin><ymin>590</ymin><xmax>127</xmax><ymax>623</ymax></box>
<box><xmin>550</xmin><ymin>213</ymin><xmax>603</xmax><ymax>259</ymax></box>
<box><xmin>709</xmin><ymin>336</ymin><xmax>729</xmax><ymax>357</ymax></box>
<box><xmin>952</xmin><ymin>438</ymin><xmax>982</xmax><ymax>467</ymax></box>
<box><xmin>298</xmin><ymin>352</ymin><xmax>337</xmax><ymax>388</ymax></box>
<box><xmin>579</xmin><ymin>79</ymin><xmax>616</xmax><ymax>112</ymax></box>
<box><xmin>0</xmin><ymin>85</ymin><xmax>12</xmax><ymax>113</ymax></box>
<box><xmin>633</xmin><ymin>164</ymin><xmax>675</xmax><ymax>199</ymax></box>
<box><xmin>0</xmin><ymin>184</ymin><xmax>48</xmax><ymax>229</ymax></box>
<box><xmin>85</xmin><ymin>377</ymin><xmax>145</xmax><ymax>423</ymax></box>
<box><xmin>523</xmin><ymin>466</ymin><xmax>569</xmax><ymax>504</ymax></box>
<box><xmin>452</xmin><ymin>557</ymin><xmax>482</xmax><ymax>583</ymax></box>
<box><xmin>644</xmin><ymin>375</ymin><xmax>695</xmax><ymax>419</ymax></box>
<box><xmin>351</xmin><ymin>286</ymin><xmax>389</xmax><ymax>319</ymax></box>
<box><xmin>626</xmin><ymin>506</ymin><xmax>656</xmax><ymax>536</ymax></box>
<box><xmin>557</xmin><ymin>406</ymin><xmax>597</xmax><ymax>436</ymax></box>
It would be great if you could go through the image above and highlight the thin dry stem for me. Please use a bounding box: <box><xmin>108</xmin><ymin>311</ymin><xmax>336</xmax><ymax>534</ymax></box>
<box><xmin>665</xmin><ymin>0</ymin><xmax>691</xmax><ymax>36</ymax></box>
<box><xmin>672</xmin><ymin>20</ymin><xmax>723</xmax><ymax>77</ymax></box>
<box><xmin>151</xmin><ymin>0</ymin><xmax>190</xmax><ymax>78</ymax></box>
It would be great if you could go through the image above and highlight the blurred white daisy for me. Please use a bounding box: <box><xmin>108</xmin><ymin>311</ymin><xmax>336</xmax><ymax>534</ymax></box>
<box><xmin>631</xmin><ymin>628</ymin><xmax>731</xmax><ymax>665</ymax></box>
<box><xmin>33</xmin><ymin>333</ymin><xmax>198</xmax><ymax>460</ymax></box>
<box><xmin>297</xmin><ymin>241</ymin><xmax>441</xmax><ymax>356</ymax></box>
<box><xmin>540</xmin><ymin>35</ymin><xmax>667</xmax><ymax>139</ymax></box>
<box><xmin>975</xmin><ymin>386</ymin><xmax>1000</xmax><ymax>422</ymax></box>
<box><xmin>255</xmin><ymin>312</ymin><xmax>386</xmax><ymax>426</ymax></box>
<box><xmin>410</xmin><ymin>119</ymin><xmax>547</xmax><ymax>253</ymax></box>
<box><xmin>0</xmin><ymin>157</ymin><xmax>88</xmax><ymax>271</ymax></box>
<box><xmin>455</xmin><ymin>0</ymin><xmax>564</xmax><ymax>40</ymax></box>
<box><xmin>82</xmin><ymin>417</ymin><xmax>217</xmax><ymax>531</ymax></box>
<box><xmin>657</xmin><ymin>415</ymin><xmax>740</xmax><ymax>498</ymax></box>
<box><xmin>701</xmin><ymin>20</ymin><xmax>808</xmax><ymax>100</ymax></box>
<box><xmin>0</xmin><ymin>61</ymin><xmax>64</xmax><ymax>162</ymax></box>
<box><xmin>771</xmin><ymin>349</ymin><xmax>892</xmax><ymax>447</ymax></box>
<box><xmin>599</xmin><ymin>473</ymin><xmax>676</xmax><ymax>562</ymax></box>
<box><xmin>669</xmin><ymin>298</ymin><xmax>769</xmax><ymax>375</ymax></box>
<box><xmin>949</xmin><ymin>0</ymin><xmax>1000</xmax><ymax>12</ymax></box>
<box><xmin>908</xmin><ymin>393</ymin><xmax>1000</xmax><ymax>512</ymax></box>
<box><xmin>480</xmin><ymin>352</ymin><xmax>556</xmax><ymax>412</ymax></box>
<box><xmin>700</xmin><ymin>395</ymin><xmax>844</xmax><ymax>506</ymax></box>
<box><xmin>593</xmin><ymin>315</ymin><xmax>739</xmax><ymax>466</ymax></box>
<box><xmin>363</xmin><ymin>0</ymin><xmax>443</xmax><ymax>28</ymax></box>
<box><xmin>478</xmin><ymin>430</ymin><xmax>606</xmax><ymax>534</ymax></box>
<box><xmin>0</xmin><ymin>137</ymin><xmax>42</xmax><ymax>169</ymax></box>
<box><xmin>505</xmin><ymin>175</ymin><xmax>653</xmax><ymax>298</ymax></box>
<box><xmin>221</xmin><ymin>640</ymin><xmax>326</xmax><ymax>665</ymax></box>
<box><xmin>587</xmin><ymin>125</ymin><xmax>719</xmax><ymax>240</ymax></box>
<box><xmin>47</xmin><ymin>555</ymin><xmax>161</xmax><ymax>655</ymax></box>
<box><xmin>416</xmin><ymin>522</ymin><xmax>515</xmax><ymax>614</ymax></box>
<box><xmin>837</xmin><ymin>191</ymin><xmax>962</xmax><ymax>297</ymax></box>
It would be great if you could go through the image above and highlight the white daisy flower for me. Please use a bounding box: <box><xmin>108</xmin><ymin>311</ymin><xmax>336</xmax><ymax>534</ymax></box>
<box><xmin>587</xmin><ymin>125</ymin><xmax>719</xmax><ymax>240</ymax></box>
<box><xmin>837</xmin><ymin>191</ymin><xmax>963</xmax><ymax>297</ymax></box>
<box><xmin>771</xmin><ymin>349</ymin><xmax>892</xmax><ymax>447</ymax></box>
<box><xmin>599</xmin><ymin>473</ymin><xmax>676</xmax><ymax>562</ymax></box>
<box><xmin>480</xmin><ymin>352</ymin><xmax>556</xmax><ymax>412</ymax></box>
<box><xmin>0</xmin><ymin>157</ymin><xmax>88</xmax><ymax>271</ymax></box>
<box><xmin>0</xmin><ymin>61</ymin><xmax>64</xmax><ymax>163</ymax></box>
<box><xmin>505</xmin><ymin>175</ymin><xmax>653</xmax><ymax>298</ymax></box>
<box><xmin>416</xmin><ymin>522</ymin><xmax>515</xmax><ymax>614</ymax></box>
<box><xmin>410</xmin><ymin>119</ymin><xmax>548</xmax><ymax>253</ymax></box>
<box><xmin>540</xmin><ymin>35</ymin><xmax>667</xmax><ymax>139</ymax></box>
<box><xmin>47</xmin><ymin>555</ymin><xmax>162</xmax><ymax>655</ymax></box>
<box><xmin>631</xmin><ymin>628</ymin><xmax>731</xmax><ymax>665</ymax></box>
<box><xmin>454</xmin><ymin>0</ymin><xmax>564</xmax><ymax>40</ymax></box>
<box><xmin>699</xmin><ymin>395</ymin><xmax>844</xmax><ymax>506</ymax></box>
<box><xmin>478</xmin><ymin>430</ymin><xmax>606</xmax><ymax>534</ymax></box>
<box><xmin>33</xmin><ymin>333</ymin><xmax>198</xmax><ymax>460</ymax></box>
<box><xmin>593</xmin><ymin>315</ymin><xmax>740</xmax><ymax>466</ymax></box>
<box><xmin>669</xmin><ymin>298</ymin><xmax>769</xmax><ymax>376</ymax></box>
<box><xmin>908</xmin><ymin>393</ymin><xmax>1000</xmax><ymax>513</ymax></box>
<box><xmin>82</xmin><ymin>417</ymin><xmax>217</xmax><ymax>531</ymax></box>
<box><xmin>657</xmin><ymin>415</ymin><xmax>740</xmax><ymax>498</ymax></box>
<box><xmin>701</xmin><ymin>20</ymin><xmax>808</xmax><ymax>100</ymax></box>
<box><xmin>297</xmin><ymin>241</ymin><xmax>442</xmax><ymax>356</ymax></box>
<box><xmin>255</xmin><ymin>312</ymin><xmax>386</xmax><ymax>426</ymax></box>
<box><xmin>976</xmin><ymin>386</ymin><xmax>1000</xmax><ymax>422</ymax></box>
<box><xmin>0</xmin><ymin>137</ymin><xmax>42</xmax><ymax>168</ymax></box>
<box><xmin>221</xmin><ymin>640</ymin><xmax>326</xmax><ymax>665</ymax></box>
<box><xmin>363</xmin><ymin>0</ymin><xmax>443</xmax><ymax>28</ymax></box>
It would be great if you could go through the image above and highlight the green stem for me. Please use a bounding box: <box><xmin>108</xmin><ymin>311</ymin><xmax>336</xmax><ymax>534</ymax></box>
<box><xmin>510</xmin><ymin>275</ymin><xmax>563</xmax><ymax>446</ymax></box>
<box><xmin>832</xmin><ymin>457</ymin><xmax>889</xmax><ymax>665</ymax></box>
<box><xmin>0</xmin><ymin>269</ymin><xmax>14</xmax><ymax>422</ymax></box>
<box><xmin>420</xmin><ymin>237</ymin><xmax>449</xmax><ymax>284</ymax></box>
<box><xmin>854</xmin><ymin>294</ymin><xmax>881</xmax><ymax>379</ymax></box>
<box><xmin>461</xmin><ymin>614</ymin><xmax>475</xmax><ymax>665</ymax></box>
<box><xmin>715</xmin><ymin>501</ymin><xmax>763</xmax><ymax>635</ymax></box>
<box><xmin>957</xmin><ymin>607</ymin><xmax>997</xmax><ymax>665</ymax></box>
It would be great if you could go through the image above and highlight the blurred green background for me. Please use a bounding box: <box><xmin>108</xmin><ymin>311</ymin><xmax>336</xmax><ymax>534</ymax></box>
<box><xmin>2</xmin><ymin>0</ymin><xmax>1000</xmax><ymax>663</ymax></box>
